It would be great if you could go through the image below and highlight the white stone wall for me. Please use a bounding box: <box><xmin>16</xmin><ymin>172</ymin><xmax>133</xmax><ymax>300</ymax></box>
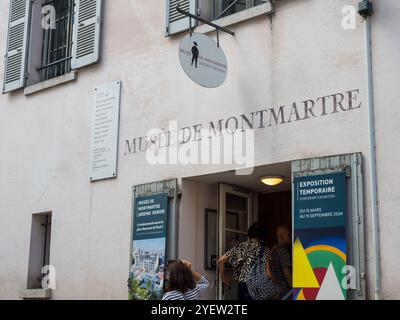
<box><xmin>0</xmin><ymin>0</ymin><xmax>399</xmax><ymax>299</ymax></box>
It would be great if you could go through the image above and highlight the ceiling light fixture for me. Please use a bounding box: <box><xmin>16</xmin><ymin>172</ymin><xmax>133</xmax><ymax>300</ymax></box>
<box><xmin>260</xmin><ymin>176</ymin><xmax>284</xmax><ymax>186</ymax></box>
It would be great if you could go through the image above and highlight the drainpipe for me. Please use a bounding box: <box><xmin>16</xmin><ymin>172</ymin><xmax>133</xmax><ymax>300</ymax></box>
<box><xmin>358</xmin><ymin>0</ymin><xmax>382</xmax><ymax>300</ymax></box>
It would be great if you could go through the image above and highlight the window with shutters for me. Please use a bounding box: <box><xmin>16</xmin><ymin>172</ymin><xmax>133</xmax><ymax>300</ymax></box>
<box><xmin>39</xmin><ymin>0</ymin><xmax>74</xmax><ymax>81</ymax></box>
<box><xmin>2</xmin><ymin>0</ymin><xmax>103</xmax><ymax>93</ymax></box>
<box><xmin>166</xmin><ymin>0</ymin><xmax>271</xmax><ymax>36</ymax></box>
<box><xmin>213</xmin><ymin>0</ymin><xmax>269</xmax><ymax>20</ymax></box>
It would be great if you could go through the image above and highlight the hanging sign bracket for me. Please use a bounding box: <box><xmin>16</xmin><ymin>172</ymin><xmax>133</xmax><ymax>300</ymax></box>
<box><xmin>176</xmin><ymin>5</ymin><xmax>235</xmax><ymax>37</ymax></box>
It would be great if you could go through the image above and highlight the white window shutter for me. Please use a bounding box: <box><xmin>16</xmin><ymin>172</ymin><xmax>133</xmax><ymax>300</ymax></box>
<box><xmin>166</xmin><ymin>0</ymin><xmax>197</xmax><ymax>36</ymax></box>
<box><xmin>3</xmin><ymin>0</ymin><xmax>31</xmax><ymax>93</ymax></box>
<box><xmin>71</xmin><ymin>0</ymin><xmax>102</xmax><ymax>70</ymax></box>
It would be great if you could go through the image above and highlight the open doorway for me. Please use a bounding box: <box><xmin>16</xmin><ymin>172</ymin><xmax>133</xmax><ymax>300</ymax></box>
<box><xmin>181</xmin><ymin>161</ymin><xmax>292</xmax><ymax>300</ymax></box>
<box><xmin>258</xmin><ymin>191</ymin><xmax>291</xmax><ymax>249</ymax></box>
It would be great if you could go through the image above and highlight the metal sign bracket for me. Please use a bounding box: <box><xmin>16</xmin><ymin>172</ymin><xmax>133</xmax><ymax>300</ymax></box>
<box><xmin>176</xmin><ymin>4</ymin><xmax>235</xmax><ymax>47</ymax></box>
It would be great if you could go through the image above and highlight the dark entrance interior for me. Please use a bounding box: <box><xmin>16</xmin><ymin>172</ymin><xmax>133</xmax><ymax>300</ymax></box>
<box><xmin>258</xmin><ymin>191</ymin><xmax>292</xmax><ymax>249</ymax></box>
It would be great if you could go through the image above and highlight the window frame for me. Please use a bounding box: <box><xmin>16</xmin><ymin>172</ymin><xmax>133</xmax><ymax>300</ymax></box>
<box><xmin>27</xmin><ymin>212</ymin><xmax>52</xmax><ymax>290</ymax></box>
<box><xmin>166</xmin><ymin>0</ymin><xmax>274</xmax><ymax>36</ymax></box>
<box><xmin>197</xmin><ymin>0</ymin><xmax>273</xmax><ymax>34</ymax></box>
<box><xmin>213</xmin><ymin>0</ymin><xmax>256</xmax><ymax>20</ymax></box>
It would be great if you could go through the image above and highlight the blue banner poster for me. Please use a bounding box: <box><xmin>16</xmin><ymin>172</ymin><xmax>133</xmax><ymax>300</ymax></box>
<box><xmin>292</xmin><ymin>172</ymin><xmax>347</xmax><ymax>300</ymax></box>
<box><xmin>128</xmin><ymin>193</ymin><xmax>168</xmax><ymax>300</ymax></box>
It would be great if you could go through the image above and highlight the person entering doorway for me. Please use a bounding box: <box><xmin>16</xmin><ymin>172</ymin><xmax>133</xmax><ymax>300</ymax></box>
<box><xmin>271</xmin><ymin>226</ymin><xmax>292</xmax><ymax>299</ymax></box>
<box><xmin>218</xmin><ymin>223</ymin><xmax>275</xmax><ymax>300</ymax></box>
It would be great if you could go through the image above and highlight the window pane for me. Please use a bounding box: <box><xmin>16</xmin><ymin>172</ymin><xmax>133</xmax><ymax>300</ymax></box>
<box><xmin>214</xmin><ymin>0</ymin><xmax>268</xmax><ymax>19</ymax></box>
<box><xmin>255</xmin><ymin>0</ymin><xmax>268</xmax><ymax>5</ymax></box>
<box><xmin>41</xmin><ymin>0</ymin><xmax>74</xmax><ymax>81</ymax></box>
<box><xmin>226</xmin><ymin>211</ymin><xmax>247</xmax><ymax>232</ymax></box>
<box><xmin>226</xmin><ymin>193</ymin><xmax>247</xmax><ymax>211</ymax></box>
<box><xmin>225</xmin><ymin>231</ymin><xmax>247</xmax><ymax>251</ymax></box>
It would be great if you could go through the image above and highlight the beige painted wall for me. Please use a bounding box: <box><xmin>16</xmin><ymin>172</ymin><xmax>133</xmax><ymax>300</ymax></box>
<box><xmin>180</xmin><ymin>179</ymin><xmax>218</xmax><ymax>300</ymax></box>
<box><xmin>0</xmin><ymin>0</ymin><xmax>399</xmax><ymax>299</ymax></box>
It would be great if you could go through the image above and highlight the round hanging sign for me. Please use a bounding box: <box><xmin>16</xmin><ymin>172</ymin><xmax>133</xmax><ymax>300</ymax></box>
<box><xmin>179</xmin><ymin>33</ymin><xmax>228</xmax><ymax>88</ymax></box>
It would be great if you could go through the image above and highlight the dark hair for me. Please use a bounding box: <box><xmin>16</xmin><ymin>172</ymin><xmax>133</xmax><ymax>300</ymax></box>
<box><xmin>166</xmin><ymin>260</ymin><xmax>196</xmax><ymax>293</ymax></box>
<box><xmin>248</xmin><ymin>223</ymin><xmax>267</xmax><ymax>244</ymax></box>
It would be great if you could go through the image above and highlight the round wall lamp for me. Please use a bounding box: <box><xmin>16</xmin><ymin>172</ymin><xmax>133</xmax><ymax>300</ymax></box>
<box><xmin>260</xmin><ymin>176</ymin><xmax>285</xmax><ymax>186</ymax></box>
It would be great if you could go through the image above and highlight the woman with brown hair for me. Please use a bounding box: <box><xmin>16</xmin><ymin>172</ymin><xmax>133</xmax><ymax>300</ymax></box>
<box><xmin>162</xmin><ymin>260</ymin><xmax>209</xmax><ymax>300</ymax></box>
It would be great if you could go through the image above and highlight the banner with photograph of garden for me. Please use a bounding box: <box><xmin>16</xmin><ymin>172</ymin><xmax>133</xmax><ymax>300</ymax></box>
<box><xmin>128</xmin><ymin>193</ymin><xmax>168</xmax><ymax>300</ymax></box>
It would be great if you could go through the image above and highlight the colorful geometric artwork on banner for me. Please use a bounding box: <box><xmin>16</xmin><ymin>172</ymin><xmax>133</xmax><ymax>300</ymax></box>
<box><xmin>293</xmin><ymin>172</ymin><xmax>347</xmax><ymax>300</ymax></box>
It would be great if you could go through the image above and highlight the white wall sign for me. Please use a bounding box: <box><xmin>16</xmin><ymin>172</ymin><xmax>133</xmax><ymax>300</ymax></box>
<box><xmin>179</xmin><ymin>33</ymin><xmax>228</xmax><ymax>88</ymax></box>
<box><xmin>90</xmin><ymin>80</ymin><xmax>121</xmax><ymax>181</ymax></box>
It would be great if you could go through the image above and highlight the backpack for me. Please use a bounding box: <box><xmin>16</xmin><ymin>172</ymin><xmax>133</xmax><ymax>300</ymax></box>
<box><xmin>246</xmin><ymin>246</ymin><xmax>278</xmax><ymax>300</ymax></box>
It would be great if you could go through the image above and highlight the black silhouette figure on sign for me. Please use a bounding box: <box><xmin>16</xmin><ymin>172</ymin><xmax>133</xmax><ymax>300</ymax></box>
<box><xmin>191</xmin><ymin>41</ymin><xmax>199</xmax><ymax>68</ymax></box>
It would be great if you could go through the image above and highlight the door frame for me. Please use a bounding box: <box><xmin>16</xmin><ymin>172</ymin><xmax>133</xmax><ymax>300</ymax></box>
<box><xmin>217</xmin><ymin>182</ymin><xmax>255</xmax><ymax>300</ymax></box>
